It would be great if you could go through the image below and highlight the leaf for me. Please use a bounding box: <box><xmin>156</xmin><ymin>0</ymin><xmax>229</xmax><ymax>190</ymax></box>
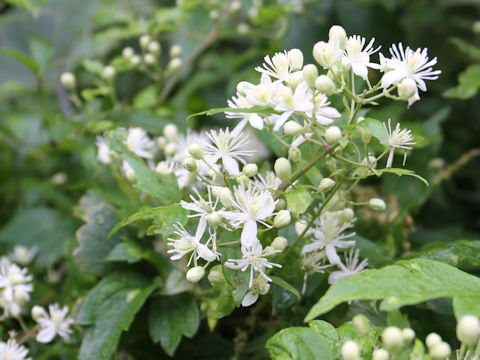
<box><xmin>148</xmin><ymin>293</ymin><xmax>200</xmax><ymax>356</ymax></box>
<box><xmin>133</xmin><ymin>85</ymin><xmax>159</xmax><ymax>109</ymax></box>
<box><xmin>186</xmin><ymin>105</ymin><xmax>274</xmax><ymax>120</ymax></box>
<box><xmin>106</xmin><ymin>130</ymin><xmax>179</xmax><ymax>204</ymax></box>
<box><xmin>271</xmin><ymin>276</ymin><xmax>301</xmax><ymax>300</ymax></box>
<box><xmin>73</xmin><ymin>202</ymin><xmax>120</xmax><ymax>276</ymax></box>
<box><xmin>0</xmin><ymin>206</ymin><xmax>75</xmax><ymax>265</ymax></box>
<box><xmin>375</xmin><ymin>168</ymin><xmax>429</xmax><ymax>186</ymax></box>
<box><xmin>0</xmin><ymin>48</ymin><xmax>39</xmax><ymax>75</ymax></box>
<box><xmin>449</xmin><ymin>37</ymin><xmax>480</xmax><ymax>61</ymax></box>
<box><xmin>403</xmin><ymin>240</ymin><xmax>480</xmax><ymax>271</ymax></box>
<box><xmin>28</xmin><ymin>37</ymin><xmax>52</xmax><ymax>75</ymax></box>
<box><xmin>357</xmin><ymin>118</ymin><xmax>388</xmax><ymax>146</ymax></box>
<box><xmin>109</xmin><ymin>204</ymin><xmax>185</xmax><ymax>237</ymax></box>
<box><xmin>286</xmin><ymin>188</ymin><xmax>312</xmax><ymax>217</ymax></box>
<box><xmin>78</xmin><ymin>273</ymin><xmax>158</xmax><ymax>360</ymax></box>
<box><xmin>387</xmin><ymin>309</ymin><xmax>410</xmax><ymax>328</ymax></box>
<box><xmin>266</xmin><ymin>327</ymin><xmax>333</xmax><ymax>360</ymax></box>
<box><xmin>305</xmin><ymin>259</ymin><xmax>480</xmax><ymax>322</ymax></box>
<box><xmin>106</xmin><ymin>241</ymin><xmax>143</xmax><ymax>263</ymax></box>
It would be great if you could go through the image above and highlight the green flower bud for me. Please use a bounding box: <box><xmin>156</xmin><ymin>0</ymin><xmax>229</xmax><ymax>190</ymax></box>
<box><xmin>31</xmin><ymin>305</ymin><xmax>44</xmax><ymax>321</ymax></box>
<box><xmin>315</xmin><ymin>74</ymin><xmax>336</xmax><ymax>95</ymax></box>
<box><xmin>319</xmin><ymin>178</ymin><xmax>335</xmax><ymax>192</ymax></box>
<box><xmin>288</xmin><ymin>48</ymin><xmax>304</xmax><ymax>72</ymax></box>
<box><xmin>288</xmin><ymin>71</ymin><xmax>304</xmax><ymax>91</ymax></box>
<box><xmin>208</xmin><ymin>268</ymin><xmax>225</xmax><ymax>284</ymax></box>
<box><xmin>148</xmin><ymin>41</ymin><xmax>161</xmax><ymax>54</ymax></box>
<box><xmin>275</xmin><ymin>198</ymin><xmax>286</xmax><ymax>210</ymax></box>
<box><xmin>325</xmin><ymin>126</ymin><xmax>342</xmax><ymax>143</ymax></box>
<box><xmin>170</xmin><ymin>44</ymin><xmax>182</xmax><ymax>58</ymax></box>
<box><xmin>219</xmin><ymin>187</ymin><xmax>233</xmax><ymax>207</ymax></box>
<box><xmin>243</xmin><ymin>163</ymin><xmax>258</xmax><ymax>177</ymax></box>
<box><xmin>313</xmin><ymin>41</ymin><xmax>337</xmax><ymax>69</ymax></box>
<box><xmin>186</xmin><ymin>266</ymin><xmax>205</xmax><ymax>283</ymax></box>
<box><xmin>352</xmin><ymin>314</ymin><xmax>371</xmax><ymax>336</ymax></box>
<box><xmin>122</xmin><ymin>47</ymin><xmax>135</xmax><ymax>59</ymax></box>
<box><xmin>182</xmin><ymin>157</ymin><xmax>197</xmax><ymax>172</ymax></box>
<box><xmin>188</xmin><ymin>143</ymin><xmax>204</xmax><ymax>159</ymax></box>
<box><xmin>274</xmin><ymin>210</ymin><xmax>291</xmax><ymax>228</ymax></box>
<box><xmin>457</xmin><ymin>315</ymin><xmax>480</xmax><ymax>346</ymax></box>
<box><xmin>369</xmin><ymin>198</ymin><xmax>386</xmax><ymax>211</ymax></box>
<box><xmin>283</xmin><ymin>121</ymin><xmax>303</xmax><ymax>137</ymax></box>
<box><xmin>289</xmin><ymin>147</ymin><xmax>302</xmax><ymax>163</ymax></box>
<box><xmin>338</xmin><ymin>208</ymin><xmax>355</xmax><ymax>224</ymax></box>
<box><xmin>341</xmin><ymin>341</ymin><xmax>360</xmax><ymax>360</ymax></box>
<box><xmin>303</xmin><ymin>64</ymin><xmax>318</xmax><ymax>88</ymax></box>
<box><xmin>139</xmin><ymin>34</ymin><xmax>151</xmax><ymax>48</ymax></box>
<box><xmin>382</xmin><ymin>326</ymin><xmax>404</xmax><ymax>353</ymax></box>
<box><xmin>274</xmin><ymin>158</ymin><xmax>292</xmax><ymax>182</ymax></box>
<box><xmin>271</xmin><ymin>236</ymin><xmax>288</xmax><ymax>251</ymax></box>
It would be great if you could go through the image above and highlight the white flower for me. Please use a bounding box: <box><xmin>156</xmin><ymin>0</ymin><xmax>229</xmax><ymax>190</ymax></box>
<box><xmin>167</xmin><ymin>223</ymin><xmax>216</xmax><ymax>266</ymax></box>
<box><xmin>224</xmin><ymin>242</ymin><xmax>281</xmax><ymax>288</ymax></box>
<box><xmin>301</xmin><ymin>250</ymin><xmax>332</xmax><ymax>275</ymax></box>
<box><xmin>271</xmin><ymin>82</ymin><xmax>314</xmax><ymax>131</ymax></box>
<box><xmin>384</xmin><ymin>119</ymin><xmax>416</xmax><ymax>168</ymax></box>
<box><xmin>180</xmin><ymin>187</ymin><xmax>220</xmax><ymax>237</ymax></box>
<box><xmin>301</xmin><ymin>211</ymin><xmax>356</xmax><ymax>265</ymax></box>
<box><xmin>96</xmin><ymin>136</ymin><xmax>114</xmax><ymax>165</ymax></box>
<box><xmin>314</xmin><ymin>94</ymin><xmax>341</xmax><ymax>125</ymax></box>
<box><xmin>255</xmin><ymin>51</ymin><xmax>293</xmax><ymax>82</ymax></box>
<box><xmin>202</xmin><ymin>128</ymin><xmax>254</xmax><ymax>175</ymax></box>
<box><xmin>241</xmin><ymin>276</ymin><xmax>271</xmax><ymax>307</ymax></box>
<box><xmin>0</xmin><ymin>263</ymin><xmax>33</xmax><ymax>317</ymax></box>
<box><xmin>125</xmin><ymin>127</ymin><xmax>154</xmax><ymax>159</ymax></box>
<box><xmin>11</xmin><ymin>246</ymin><xmax>37</xmax><ymax>265</ymax></box>
<box><xmin>0</xmin><ymin>339</ymin><xmax>31</xmax><ymax>360</ymax></box>
<box><xmin>226</xmin><ymin>94</ymin><xmax>264</xmax><ymax>131</ymax></box>
<box><xmin>380</xmin><ymin>43</ymin><xmax>441</xmax><ymax>96</ymax></box>
<box><xmin>254</xmin><ymin>171</ymin><xmax>283</xmax><ymax>190</ymax></box>
<box><xmin>342</xmin><ymin>35</ymin><xmax>381</xmax><ymax>80</ymax></box>
<box><xmin>328</xmin><ymin>248</ymin><xmax>368</xmax><ymax>284</ymax></box>
<box><xmin>35</xmin><ymin>303</ymin><xmax>74</xmax><ymax>343</ymax></box>
<box><xmin>221</xmin><ymin>184</ymin><xmax>277</xmax><ymax>247</ymax></box>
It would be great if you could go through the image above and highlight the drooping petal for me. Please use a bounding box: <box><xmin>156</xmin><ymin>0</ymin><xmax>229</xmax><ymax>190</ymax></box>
<box><xmin>241</xmin><ymin>220</ymin><xmax>258</xmax><ymax>248</ymax></box>
<box><xmin>36</xmin><ymin>326</ymin><xmax>56</xmax><ymax>343</ymax></box>
<box><xmin>222</xmin><ymin>154</ymin><xmax>240</xmax><ymax>175</ymax></box>
<box><xmin>242</xmin><ymin>291</ymin><xmax>259</xmax><ymax>307</ymax></box>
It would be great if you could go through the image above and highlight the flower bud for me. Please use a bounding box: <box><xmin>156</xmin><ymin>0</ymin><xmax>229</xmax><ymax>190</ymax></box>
<box><xmin>315</xmin><ymin>75</ymin><xmax>336</xmax><ymax>95</ymax></box>
<box><xmin>329</xmin><ymin>25</ymin><xmax>347</xmax><ymax>50</ymax></box>
<box><xmin>155</xmin><ymin>162</ymin><xmax>170</xmax><ymax>175</ymax></box>
<box><xmin>426</xmin><ymin>333</ymin><xmax>442</xmax><ymax>349</ymax></box>
<box><xmin>325</xmin><ymin>126</ymin><xmax>342</xmax><ymax>143</ymax></box>
<box><xmin>341</xmin><ymin>340</ymin><xmax>360</xmax><ymax>360</ymax></box>
<box><xmin>289</xmin><ymin>147</ymin><xmax>302</xmax><ymax>163</ymax></box>
<box><xmin>219</xmin><ymin>187</ymin><xmax>233</xmax><ymax>207</ymax></box>
<box><xmin>237</xmin><ymin>22</ymin><xmax>250</xmax><ymax>34</ymax></box>
<box><xmin>60</xmin><ymin>72</ymin><xmax>76</xmax><ymax>89</ymax></box>
<box><xmin>186</xmin><ymin>266</ymin><xmax>205</xmax><ymax>283</ymax></box>
<box><xmin>369</xmin><ymin>198</ymin><xmax>386</xmax><ymax>211</ymax></box>
<box><xmin>338</xmin><ymin>208</ymin><xmax>355</xmax><ymax>224</ymax></box>
<box><xmin>473</xmin><ymin>21</ymin><xmax>480</xmax><ymax>35</ymax></box>
<box><xmin>130</xmin><ymin>55</ymin><xmax>141</xmax><ymax>66</ymax></box>
<box><xmin>124</xmin><ymin>164</ymin><xmax>136</xmax><ymax>182</ymax></box>
<box><xmin>148</xmin><ymin>41</ymin><xmax>161</xmax><ymax>54</ymax></box>
<box><xmin>275</xmin><ymin>198</ymin><xmax>286</xmax><ymax>210</ymax></box>
<box><xmin>237</xmin><ymin>81</ymin><xmax>253</xmax><ymax>96</ymax></box>
<box><xmin>274</xmin><ymin>210</ymin><xmax>291</xmax><ymax>228</ymax></box>
<box><xmin>303</xmin><ymin>64</ymin><xmax>318</xmax><ymax>88</ymax></box>
<box><xmin>358</xmin><ymin>127</ymin><xmax>372</xmax><ymax>144</ymax></box>
<box><xmin>208</xmin><ymin>268</ymin><xmax>225</xmax><ymax>284</ymax></box>
<box><xmin>352</xmin><ymin>314</ymin><xmax>371</xmax><ymax>336</ymax></box>
<box><xmin>457</xmin><ymin>315</ymin><xmax>480</xmax><ymax>346</ymax></box>
<box><xmin>288</xmin><ymin>48</ymin><xmax>304</xmax><ymax>72</ymax></box>
<box><xmin>139</xmin><ymin>34</ymin><xmax>151</xmax><ymax>48</ymax></box>
<box><xmin>271</xmin><ymin>236</ymin><xmax>288</xmax><ymax>251</ymax></box>
<box><xmin>319</xmin><ymin>178</ymin><xmax>335</xmax><ymax>192</ymax></box>
<box><xmin>402</xmin><ymin>328</ymin><xmax>415</xmax><ymax>343</ymax></box>
<box><xmin>274</xmin><ymin>158</ymin><xmax>292</xmax><ymax>182</ymax></box>
<box><xmin>188</xmin><ymin>143</ymin><xmax>204</xmax><ymax>159</ymax></box>
<box><xmin>428</xmin><ymin>157</ymin><xmax>445</xmax><ymax>170</ymax></box>
<box><xmin>295</xmin><ymin>220</ymin><xmax>308</xmax><ymax>235</ymax></box>
<box><xmin>206</xmin><ymin>212</ymin><xmax>222</xmax><ymax>228</ymax></box>
<box><xmin>382</xmin><ymin>326</ymin><xmax>404</xmax><ymax>353</ymax></box>
<box><xmin>167</xmin><ymin>58</ymin><xmax>182</xmax><ymax>72</ymax></box>
<box><xmin>163</xmin><ymin>124</ymin><xmax>178</xmax><ymax>141</ymax></box>
<box><xmin>372</xmin><ymin>348</ymin><xmax>389</xmax><ymax>360</ymax></box>
<box><xmin>182</xmin><ymin>157</ymin><xmax>197</xmax><ymax>172</ymax></box>
<box><xmin>122</xmin><ymin>47</ymin><xmax>135</xmax><ymax>59</ymax></box>
<box><xmin>209</xmin><ymin>9</ymin><xmax>220</xmax><ymax>20</ymax></box>
<box><xmin>170</xmin><ymin>44</ymin><xmax>182</xmax><ymax>58</ymax></box>
<box><xmin>230</xmin><ymin>0</ymin><xmax>241</xmax><ymax>12</ymax></box>
<box><xmin>313</xmin><ymin>41</ymin><xmax>338</xmax><ymax>69</ymax></box>
<box><xmin>164</xmin><ymin>142</ymin><xmax>177</xmax><ymax>158</ymax></box>
<box><xmin>397</xmin><ymin>77</ymin><xmax>417</xmax><ymax>100</ymax></box>
<box><xmin>429</xmin><ymin>342</ymin><xmax>451</xmax><ymax>360</ymax></box>
<box><xmin>237</xmin><ymin>174</ymin><xmax>250</xmax><ymax>186</ymax></box>
<box><xmin>243</xmin><ymin>163</ymin><xmax>258</xmax><ymax>177</ymax></box>
<box><xmin>288</xmin><ymin>71</ymin><xmax>304</xmax><ymax>91</ymax></box>
<box><xmin>31</xmin><ymin>305</ymin><xmax>44</xmax><ymax>321</ymax></box>
<box><xmin>144</xmin><ymin>53</ymin><xmax>155</xmax><ymax>65</ymax></box>
<box><xmin>101</xmin><ymin>65</ymin><xmax>116</xmax><ymax>80</ymax></box>
<box><xmin>283</xmin><ymin>121</ymin><xmax>303</xmax><ymax>137</ymax></box>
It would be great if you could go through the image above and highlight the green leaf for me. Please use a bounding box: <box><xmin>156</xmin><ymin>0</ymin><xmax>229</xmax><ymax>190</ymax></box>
<box><xmin>305</xmin><ymin>259</ymin><xmax>480</xmax><ymax>322</ymax></box>
<box><xmin>387</xmin><ymin>309</ymin><xmax>410</xmax><ymax>328</ymax></box>
<box><xmin>403</xmin><ymin>240</ymin><xmax>480</xmax><ymax>271</ymax></box>
<box><xmin>357</xmin><ymin>118</ymin><xmax>388</xmax><ymax>146</ymax></box>
<box><xmin>286</xmin><ymin>188</ymin><xmax>312</xmax><ymax>217</ymax></box>
<box><xmin>133</xmin><ymin>85</ymin><xmax>159</xmax><ymax>109</ymax></box>
<box><xmin>449</xmin><ymin>37</ymin><xmax>480</xmax><ymax>61</ymax></box>
<box><xmin>106</xmin><ymin>241</ymin><xmax>143</xmax><ymax>263</ymax></box>
<box><xmin>187</xmin><ymin>105</ymin><xmax>274</xmax><ymax>119</ymax></box>
<box><xmin>375</xmin><ymin>168</ymin><xmax>429</xmax><ymax>186</ymax></box>
<box><xmin>78</xmin><ymin>273</ymin><xmax>158</xmax><ymax>360</ymax></box>
<box><xmin>148</xmin><ymin>293</ymin><xmax>200</xmax><ymax>356</ymax></box>
<box><xmin>106</xmin><ymin>129</ymin><xmax>179</xmax><ymax>204</ymax></box>
<box><xmin>0</xmin><ymin>48</ymin><xmax>39</xmax><ymax>75</ymax></box>
<box><xmin>266</xmin><ymin>327</ymin><xmax>333</xmax><ymax>360</ymax></box>
<box><xmin>28</xmin><ymin>37</ymin><xmax>52</xmax><ymax>75</ymax></box>
<box><xmin>73</xmin><ymin>202</ymin><xmax>120</xmax><ymax>276</ymax></box>
<box><xmin>271</xmin><ymin>276</ymin><xmax>301</xmax><ymax>300</ymax></box>
<box><xmin>410</xmin><ymin>339</ymin><xmax>425</xmax><ymax>360</ymax></box>
<box><xmin>109</xmin><ymin>204</ymin><xmax>185</xmax><ymax>237</ymax></box>
<box><xmin>0</xmin><ymin>206</ymin><xmax>75</xmax><ymax>265</ymax></box>
<box><xmin>82</xmin><ymin>59</ymin><xmax>104</xmax><ymax>74</ymax></box>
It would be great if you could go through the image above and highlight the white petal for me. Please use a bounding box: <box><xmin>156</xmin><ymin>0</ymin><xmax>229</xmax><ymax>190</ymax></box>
<box><xmin>381</xmin><ymin>70</ymin><xmax>404</xmax><ymax>88</ymax></box>
<box><xmin>328</xmin><ymin>271</ymin><xmax>346</xmax><ymax>284</ymax></box>
<box><xmin>222</xmin><ymin>155</ymin><xmax>240</xmax><ymax>175</ymax></box>
<box><xmin>325</xmin><ymin>245</ymin><xmax>341</xmax><ymax>265</ymax></box>
<box><xmin>241</xmin><ymin>220</ymin><xmax>258</xmax><ymax>247</ymax></box>
<box><xmin>249</xmin><ymin>114</ymin><xmax>264</xmax><ymax>130</ymax></box>
<box><xmin>197</xmin><ymin>243</ymin><xmax>216</xmax><ymax>262</ymax></box>
<box><xmin>242</xmin><ymin>291</ymin><xmax>259</xmax><ymax>307</ymax></box>
<box><xmin>272</xmin><ymin>111</ymin><xmax>292</xmax><ymax>131</ymax></box>
<box><xmin>351</xmin><ymin>63</ymin><xmax>369</xmax><ymax>80</ymax></box>
<box><xmin>36</xmin><ymin>326</ymin><xmax>56</xmax><ymax>343</ymax></box>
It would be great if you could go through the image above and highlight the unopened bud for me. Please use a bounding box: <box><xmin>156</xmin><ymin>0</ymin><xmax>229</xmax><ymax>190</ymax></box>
<box><xmin>303</xmin><ymin>64</ymin><xmax>318</xmax><ymax>88</ymax></box>
<box><xmin>182</xmin><ymin>157</ymin><xmax>197</xmax><ymax>172</ymax></box>
<box><xmin>274</xmin><ymin>158</ymin><xmax>292</xmax><ymax>182</ymax></box>
<box><xmin>329</xmin><ymin>25</ymin><xmax>347</xmax><ymax>50</ymax></box>
<box><xmin>313</xmin><ymin>41</ymin><xmax>338</xmax><ymax>69</ymax></box>
<box><xmin>426</xmin><ymin>333</ymin><xmax>442</xmax><ymax>349</ymax></box>
<box><xmin>209</xmin><ymin>9</ymin><xmax>220</xmax><ymax>20</ymax></box>
<box><xmin>341</xmin><ymin>341</ymin><xmax>360</xmax><ymax>360</ymax></box>
<box><xmin>274</xmin><ymin>210</ymin><xmax>291</xmax><ymax>228</ymax></box>
<box><xmin>402</xmin><ymin>328</ymin><xmax>415</xmax><ymax>343</ymax></box>
<box><xmin>139</xmin><ymin>34</ymin><xmax>151</xmax><ymax>48</ymax></box>
<box><xmin>122</xmin><ymin>47</ymin><xmax>134</xmax><ymax>59</ymax></box>
<box><xmin>237</xmin><ymin>174</ymin><xmax>250</xmax><ymax>186</ymax></box>
<box><xmin>473</xmin><ymin>21</ymin><xmax>480</xmax><ymax>35</ymax></box>
<box><xmin>315</xmin><ymin>75</ymin><xmax>336</xmax><ymax>95</ymax></box>
<box><xmin>295</xmin><ymin>220</ymin><xmax>308</xmax><ymax>235</ymax></box>
<box><xmin>243</xmin><ymin>163</ymin><xmax>258</xmax><ymax>177</ymax></box>
<box><xmin>398</xmin><ymin>77</ymin><xmax>417</xmax><ymax>100</ymax></box>
<box><xmin>206</xmin><ymin>212</ymin><xmax>222</xmax><ymax>228</ymax></box>
<box><xmin>186</xmin><ymin>266</ymin><xmax>205</xmax><ymax>283</ymax></box>
<box><xmin>457</xmin><ymin>315</ymin><xmax>480</xmax><ymax>346</ymax></box>
<box><xmin>167</xmin><ymin>58</ymin><xmax>182</xmax><ymax>72</ymax></box>
<box><xmin>369</xmin><ymin>198</ymin><xmax>386</xmax><ymax>211</ymax></box>
<box><xmin>325</xmin><ymin>126</ymin><xmax>342</xmax><ymax>143</ymax></box>
<box><xmin>319</xmin><ymin>178</ymin><xmax>335</xmax><ymax>192</ymax></box>
<box><xmin>208</xmin><ymin>268</ymin><xmax>225</xmax><ymax>284</ymax></box>
<box><xmin>219</xmin><ymin>187</ymin><xmax>233</xmax><ymax>207</ymax></box>
<box><xmin>60</xmin><ymin>72</ymin><xmax>76</xmax><ymax>89</ymax></box>
<box><xmin>358</xmin><ymin>127</ymin><xmax>372</xmax><ymax>144</ymax></box>
<box><xmin>288</xmin><ymin>48</ymin><xmax>304</xmax><ymax>72</ymax></box>
<box><xmin>164</xmin><ymin>142</ymin><xmax>177</xmax><ymax>158</ymax></box>
<box><xmin>283</xmin><ymin>121</ymin><xmax>303</xmax><ymax>137</ymax></box>
<box><xmin>170</xmin><ymin>44</ymin><xmax>182</xmax><ymax>58</ymax></box>
<box><xmin>155</xmin><ymin>163</ymin><xmax>170</xmax><ymax>175</ymax></box>
<box><xmin>31</xmin><ymin>305</ymin><xmax>44</xmax><ymax>321</ymax></box>
<box><xmin>101</xmin><ymin>66</ymin><xmax>116</xmax><ymax>80</ymax></box>
<box><xmin>361</xmin><ymin>155</ymin><xmax>377</xmax><ymax>168</ymax></box>
<box><xmin>271</xmin><ymin>236</ymin><xmax>288</xmax><ymax>251</ymax></box>
<box><xmin>144</xmin><ymin>53</ymin><xmax>155</xmax><ymax>65</ymax></box>
<box><xmin>130</xmin><ymin>55</ymin><xmax>141</xmax><ymax>66</ymax></box>
<box><xmin>148</xmin><ymin>41</ymin><xmax>160</xmax><ymax>54</ymax></box>
<box><xmin>352</xmin><ymin>314</ymin><xmax>371</xmax><ymax>336</ymax></box>
<box><xmin>163</xmin><ymin>124</ymin><xmax>178</xmax><ymax>141</ymax></box>
<box><xmin>372</xmin><ymin>348</ymin><xmax>389</xmax><ymax>360</ymax></box>
<box><xmin>188</xmin><ymin>143</ymin><xmax>204</xmax><ymax>159</ymax></box>
<box><xmin>382</xmin><ymin>326</ymin><xmax>404</xmax><ymax>353</ymax></box>
<box><xmin>288</xmin><ymin>71</ymin><xmax>304</xmax><ymax>90</ymax></box>
<box><xmin>429</xmin><ymin>342</ymin><xmax>451</xmax><ymax>360</ymax></box>
<box><xmin>275</xmin><ymin>198</ymin><xmax>286</xmax><ymax>210</ymax></box>
<box><xmin>289</xmin><ymin>147</ymin><xmax>302</xmax><ymax>163</ymax></box>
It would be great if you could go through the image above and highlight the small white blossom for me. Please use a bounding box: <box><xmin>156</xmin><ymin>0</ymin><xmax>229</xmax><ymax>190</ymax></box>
<box><xmin>167</xmin><ymin>223</ymin><xmax>216</xmax><ymax>266</ymax></box>
<box><xmin>342</xmin><ymin>35</ymin><xmax>381</xmax><ymax>80</ymax></box>
<box><xmin>11</xmin><ymin>246</ymin><xmax>37</xmax><ymax>265</ymax></box>
<box><xmin>224</xmin><ymin>242</ymin><xmax>281</xmax><ymax>288</ymax></box>
<box><xmin>328</xmin><ymin>248</ymin><xmax>368</xmax><ymax>284</ymax></box>
<box><xmin>384</xmin><ymin>119</ymin><xmax>416</xmax><ymax>168</ymax></box>
<box><xmin>271</xmin><ymin>82</ymin><xmax>314</xmax><ymax>131</ymax></box>
<box><xmin>255</xmin><ymin>51</ymin><xmax>293</xmax><ymax>82</ymax></box>
<box><xmin>96</xmin><ymin>136</ymin><xmax>114</xmax><ymax>165</ymax></box>
<box><xmin>314</xmin><ymin>94</ymin><xmax>341</xmax><ymax>125</ymax></box>
<box><xmin>125</xmin><ymin>127</ymin><xmax>154</xmax><ymax>159</ymax></box>
<box><xmin>0</xmin><ymin>339</ymin><xmax>31</xmax><ymax>360</ymax></box>
<box><xmin>35</xmin><ymin>303</ymin><xmax>74</xmax><ymax>343</ymax></box>
<box><xmin>0</xmin><ymin>263</ymin><xmax>33</xmax><ymax>317</ymax></box>
<box><xmin>241</xmin><ymin>276</ymin><xmax>271</xmax><ymax>307</ymax></box>
<box><xmin>226</xmin><ymin>94</ymin><xmax>264</xmax><ymax>130</ymax></box>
